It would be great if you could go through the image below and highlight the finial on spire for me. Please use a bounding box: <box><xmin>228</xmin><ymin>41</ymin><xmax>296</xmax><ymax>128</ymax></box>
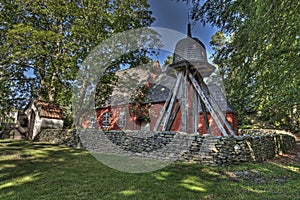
<box><xmin>187</xmin><ymin>23</ymin><xmax>192</xmax><ymax>37</ymax></box>
<box><xmin>187</xmin><ymin>11</ymin><xmax>192</xmax><ymax>37</ymax></box>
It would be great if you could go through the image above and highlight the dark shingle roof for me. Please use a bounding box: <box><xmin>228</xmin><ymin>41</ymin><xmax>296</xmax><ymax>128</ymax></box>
<box><xmin>148</xmin><ymin>83</ymin><xmax>172</xmax><ymax>103</ymax></box>
<box><xmin>169</xmin><ymin>37</ymin><xmax>215</xmax><ymax>77</ymax></box>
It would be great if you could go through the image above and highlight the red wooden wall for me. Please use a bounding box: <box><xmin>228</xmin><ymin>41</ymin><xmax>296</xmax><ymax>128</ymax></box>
<box><xmin>92</xmin><ymin>102</ymin><xmax>238</xmax><ymax>136</ymax></box>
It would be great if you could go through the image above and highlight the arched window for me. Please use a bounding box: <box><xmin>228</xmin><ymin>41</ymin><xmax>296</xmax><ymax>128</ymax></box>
<box><xmin>103</xmin><ymin>112</ymin><xmax>110</xmax><ymax>128</ymax></box>
<box><xmin>118</xmin><ymin>110</ymin><xmax>126</xmax><ymax>127</ymax></box>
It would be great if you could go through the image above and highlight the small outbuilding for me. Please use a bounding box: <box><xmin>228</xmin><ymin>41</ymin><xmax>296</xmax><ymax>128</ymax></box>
<box><xmin>16</xmin><ymin>99</ymin><xmax>64</xmax><ymax>140</ymax></box>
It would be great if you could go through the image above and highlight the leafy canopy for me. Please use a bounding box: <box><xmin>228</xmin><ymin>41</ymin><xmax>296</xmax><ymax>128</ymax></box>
<box><xmin>183</xmin><ymin>0</ymin><xmax>300</xmax><ymax>130</ymax></box>
<box><xmin>0</xmin><ymin>0</ymin><xmax>154</xmax><ymax>124</ymax></box>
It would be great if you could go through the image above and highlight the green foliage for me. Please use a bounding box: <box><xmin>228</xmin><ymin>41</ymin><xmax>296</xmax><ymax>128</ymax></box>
<box><xmin>185</xmin><ymin>0</ymin><xmax>300</xmax><ymax>130</ymax></box>
<box><xmin>129</xmin><ymin>84</ymin><xmax>152</xmax><ymax>122</ymax></box>
<box><xmin>163</xmin><ymin>55</ymin><xmax>174</xmax><ymax>66</ymax></box>
<box><xmin>95</xmin><ymin>72</ymin><xmax>119</xmax><ymax>108</ymax></box>
<box><xmin>0</xmin><ymin>0</ymin><xmax>154</xmax><ymax>126</ymax></box>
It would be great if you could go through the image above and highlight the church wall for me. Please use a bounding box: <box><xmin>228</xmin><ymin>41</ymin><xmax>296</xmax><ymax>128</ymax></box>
<box><xmin>93</xmin><ymin>103</ymin><xmax>238</xmax><ymax>136</ymax></box>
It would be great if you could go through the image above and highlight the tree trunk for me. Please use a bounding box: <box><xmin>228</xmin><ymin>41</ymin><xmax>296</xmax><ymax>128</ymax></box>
<box><xmin>48</xmin><ymin>69</ymin><xmax>57</xmax><ymax>102</ymax></box>
<box><xmin>291</xmin><ymin>105</ymin><xmax>298</xmax><ymax>130</ymax></box>
<box><xmin>48</xmin><ymin>17</ymin><xmax>63</xmax><ymax>102</ymax></box>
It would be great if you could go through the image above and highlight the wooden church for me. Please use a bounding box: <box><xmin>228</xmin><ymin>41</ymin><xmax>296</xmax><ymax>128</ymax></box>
<box><xmin>94</xmin><ymin>25</ymin><xmax>238</xmax><ymax>136</ymax></box>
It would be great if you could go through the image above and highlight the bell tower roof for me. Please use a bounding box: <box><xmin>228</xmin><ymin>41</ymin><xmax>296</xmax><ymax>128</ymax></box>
<box><xmin>169</xmin><ymin>24</ymin><xmax>215</xmax><ymax>77</ymax></box>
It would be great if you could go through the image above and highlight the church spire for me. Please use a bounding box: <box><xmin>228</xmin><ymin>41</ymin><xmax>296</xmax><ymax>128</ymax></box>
<box><xmin>187</xmin><ymin>23</ymin><xmax>192</xmax><ymax>37</ymax></box>
<box><xmin>187</xmin><ymin>11</ymin><xmax>192</xmax><ymax>37</ymax></box>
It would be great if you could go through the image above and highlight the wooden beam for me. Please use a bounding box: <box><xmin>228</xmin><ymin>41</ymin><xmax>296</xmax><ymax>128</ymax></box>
<box><xmin>153</xmin><ymin>86</ymin><xmax>173</xmax><ymax>131</ymax></box>
<box><xmin>188</xmin><ymin>73</ymin><xmax>230</xmax><ymax>136</ymax></box>
<box><xmin>196</xmin><ymin>72</ymin><xmax>235</xmax><ymax>135</ymax></box>
<box><xmin>200</xmin><ymin>99</ymin><xmax>210</xmax><ymax>134</ymax></box>
<box><xmin>165</xmin><ymin>101</ymin><xmax>181</xmax><ymax>131</ymax></box>
<box><xmin>161</xmin><ymin>72</ymin><xmax>183</xmax><ymax>131</ymax></box>
<box><xmin>205</xmin><ymin>91</ymin><xmax>236</xmax><ymax>135</ymax></box>
<box><xmin>181</xmin><ymin>70</ymin><xmax>188</xmax><ymax>133</ymax></box>
<box><xmin>193</xmin><ymin>88</ymin><xmax>200</xmax><ymax>133</ymax></box>
<box><xmin>195</xmin><ymin>72</ymin><xmax>210</xmax><ymax>134</ymax></box>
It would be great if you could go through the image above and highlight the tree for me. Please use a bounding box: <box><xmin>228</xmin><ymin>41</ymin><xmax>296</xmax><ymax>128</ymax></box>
<box><xmin>0</xmin><ymin>0</ymin><xmax>154</xmax><ymax>125</ymax></box>
<box><xmin>163</xmin><ymin>55</ymin><xmax>173</xmax><ymax>66</ymax></box>
<box><xmin>183</xmin><ymin>0</ymin><xmax>300</xmax><ymax>130</ymax></box>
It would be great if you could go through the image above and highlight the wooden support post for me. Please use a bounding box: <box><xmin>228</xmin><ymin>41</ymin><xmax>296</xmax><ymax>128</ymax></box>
<box><xmin>205</xmin><ymin>92</ymin><xmax>236</xmax><ymax>135</ymax></box>
<box><xmin>200</xmin><ymin>99</ymin><xmax>210</xmax><ymax>134</ymax></box>
<box><xmin>196</xmin><ymin>72</ymin><xmax>235</xmax><ymax>135</ymax></box>
<box><xmin>193</xmin><ymin>88</ymin><xmax>199</xmax><ymax>133</ymax></box>
<box><xmin>153</xmin><ymin>87</ymin><xmax>173</xmax><ymax>131</ymax></box>
<box><xmin>154</xmin><ymin>73</ymin><xmax>182</xmax><ymax>131</ymax></box>
<box><xmin>181</xmin><ymin>70</ymin><xmax>188</xmax><ymax>133</ymax></box>
<box><xmin>161</xmin><ymin>72</ymin><xmax>183</xmax><ymax>131</ymax></box>
<box><xmin>166</xmin><ymin>102</ymin><xmax>181</xmax><ymax>131</ymax></box>
<box><xmin>188</xmin><ymin>73</ymin><xmax>231</xmax><ymax>136</ymax></box>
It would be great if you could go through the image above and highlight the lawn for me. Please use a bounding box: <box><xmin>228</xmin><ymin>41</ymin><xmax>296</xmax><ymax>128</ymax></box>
<box><xmin>0</xmin><ymin>140</ymin><xmax>299</xmax><ymax>200</ymax></box>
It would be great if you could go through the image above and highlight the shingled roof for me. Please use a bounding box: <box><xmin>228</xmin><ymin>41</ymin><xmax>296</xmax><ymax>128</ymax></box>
<box><xmin>36</xmin><ymin>100</ymin><xmax>64</xmax><ymax>119</ymax></box>
<box><xmin>25</xmin><ymin>100</ymin><xmax>64</xmax><ymax>119</ymax></box>
<box><xmin>169</xmin><ymin>24</ymin><xmax>215</xmax><ymax>77</ymax></box>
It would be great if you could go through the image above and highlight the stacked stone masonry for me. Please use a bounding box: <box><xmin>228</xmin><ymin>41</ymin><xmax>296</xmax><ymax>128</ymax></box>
<box><xmin>37</xmin><ymin>129</ymin><xmax>296</xmax><ymax>166</ymax></box>
<box><xmin>38</xmin><ymin>129</ymin><xmax>80</xmax><ymax>148</ymax></box>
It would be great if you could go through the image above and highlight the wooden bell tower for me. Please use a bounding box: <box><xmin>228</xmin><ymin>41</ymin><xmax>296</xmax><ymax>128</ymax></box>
<box><xmin>154</xmin><ymin>24</ymin><xmax>236</xmax><ymax>136</ymax></box>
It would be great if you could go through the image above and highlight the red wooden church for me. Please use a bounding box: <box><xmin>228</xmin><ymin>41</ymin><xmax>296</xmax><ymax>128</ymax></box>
<box><xmin>93</xmin><ymin>25</ymin><xmax>238</xmax><ymax>136</ymax></box>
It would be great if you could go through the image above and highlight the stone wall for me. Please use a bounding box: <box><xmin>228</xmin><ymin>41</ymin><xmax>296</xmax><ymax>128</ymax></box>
<box><xmin>36</xmin><ymin>129</ymin><xmax>80</xmax><ymax>148</ymax></box>
<box><xmin>36</xmin><ymin>129</ymin><xmax>296</xmax><ymax>166</ymax></box>
<box><xmin>79</xmin><ymin>130</ymin><xmax>195</xmax><ymax>161</ymax></box>
<box><xmin>186</xmin><ymin>132</ymin><xmax>295</xmax><ymax>166</ymax></box>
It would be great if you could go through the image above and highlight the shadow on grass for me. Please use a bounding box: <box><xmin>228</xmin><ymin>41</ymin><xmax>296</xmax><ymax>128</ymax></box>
<box><xmin>0</xmin><ymin>139</ymin><xmax>299</xmax><ymax>200</ymax></box>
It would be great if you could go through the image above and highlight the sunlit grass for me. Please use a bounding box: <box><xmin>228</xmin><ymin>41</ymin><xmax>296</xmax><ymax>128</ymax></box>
<box><xmin>0</xmin><ymin>139</ymin><xmax>299</xmax><ymax>200</ymax></box>
<box><xmin>0</xmin><ymin>173</ymin><xmax>40</xmax><ymax>190</ymax></box>
<box><xmin>268</xmin><ymin>161</ymin><xmax>300</xmax><ymax>173</ymax></box>
<box><xmin>118</xmin><ymin>189</ymin><xmax>140</xmax><ymax>196</ymax></box>
<box><xmin>180</xmin><ymin>176</ymin><xmax>207</xmax><ymax>192</ymax></box>
<box><xmin>244</xmin><ymin>186</ymin><xmax>266</xmax><ymax>194</ymax></box>
<box><xmin>152</xmin><ymin>171</ymin><xmax>173</xmax><ymax>180</ymax></box>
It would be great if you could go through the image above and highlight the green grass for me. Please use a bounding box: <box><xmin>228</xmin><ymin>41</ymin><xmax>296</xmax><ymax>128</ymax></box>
<box><xmin>0</xmin><ymin>140</ymin><xmax>299</xmax><ymax>200</ymax></box>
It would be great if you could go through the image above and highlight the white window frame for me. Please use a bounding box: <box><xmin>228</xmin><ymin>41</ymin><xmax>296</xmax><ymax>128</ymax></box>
<box><xmin>118</xmin><ymin>110</ymin><xmax>126</xmax><ymax>127</ymax></box>
<box><xmin>90</xmin><ymin>116</ymin><xmax>95</xmax><ymax>128</ymax></box>
<box><xmin>103</xmin><ymin>112</ymin><xmax>110</xmax><ymax>128</ymax></box>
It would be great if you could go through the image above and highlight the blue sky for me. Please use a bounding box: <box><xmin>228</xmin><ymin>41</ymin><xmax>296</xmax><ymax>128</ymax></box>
<box><xmin>148</xmin><ymin>0</ymin><xmax>219</xmax><ymax>64</ymax></box>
